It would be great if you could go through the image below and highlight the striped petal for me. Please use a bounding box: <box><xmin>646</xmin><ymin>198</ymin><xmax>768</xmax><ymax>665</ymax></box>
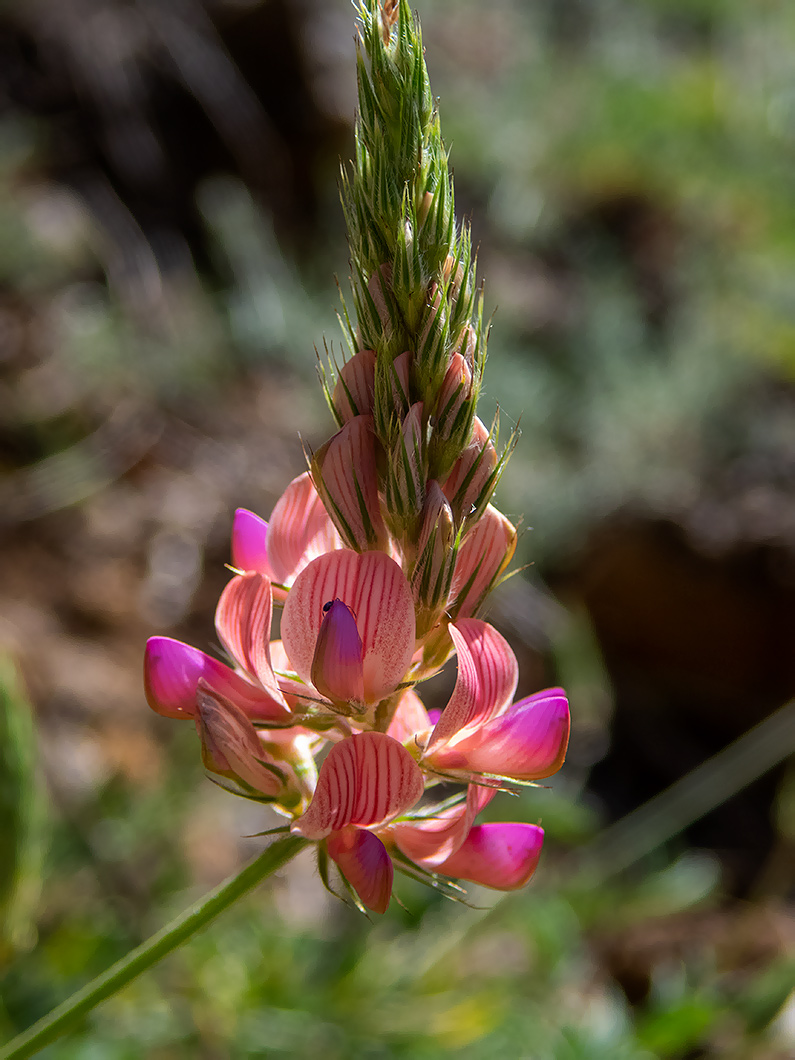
<box><xmin>449</xmin><ymin>505</ymin><xmax>517</xmax><ymax>620</ymax></box>
<box><xmin>327</xmin><ymin>826</ymin><xmax>393</xmax><ymax>914</ymax></box>
<box><xmin>426</xmin><ymin>688</ymin><xmax>570</xmax><ymax>781</ymax></box>
<box><xmin>214</xmin><ymin>572</ymin><xmax>287</xmax><ymax>708</ymax></box>
<box><xmin>332</xmin><ymin>348</ymin><xmax>376</xmax><ymax>422</ymax></box>
<box><xmin>311</xmin><ymin>600</ymin><xmax>365</xmax><ymax>711</ymax></box>
<box><xmin>311</xmin><ymin>416</ymin><xmax>386</xmax><ymax>551</ymax></box>
<box><xmin>390</xmin><ymin>784</ymin><xmax>495</xmax><ymax>868</ymax></box>
<box><xmin>195</xmin><ymin>685</ymin><xmax>283</xmax><ymax>796</ymax></box>
<box><xmin>435</xmin><ymin>822</ymin><xmax>544</xmax><ymax>890</ymax></box>
<box><xmin>282</xmin><ymin>550</ymin><xmax>415</xmax><ymax>705</ymax></box>
<box><xmin>441</xmin><ymin>416</ymin><xmax>497</xmax><ymax>522</ymax></box>
<box><xmin>231</xmin><ymin>509</ymin><xmax>273</xmax><ymax>577</ymax></box>
<box><xmin>425</xmin><ymin>619</ymin><xmax>518</xmax><ymax>753</ymax></box>
<box><xmin>291</xmin><ymin>732</ymin><xmax>424</xmax><ymax>840</ymax></box>
<box><xmin>266</xmin><ymin>471</ymin><xmax>343</xmax><ymax>586</ymax></box>
<box><xmin>144</xmin><ymin>637</ymin><xmax>290</xmax><ymax>722</ymax></box>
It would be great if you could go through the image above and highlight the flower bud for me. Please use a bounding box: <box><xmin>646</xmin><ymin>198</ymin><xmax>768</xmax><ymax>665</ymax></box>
<box><xmin>195</xmin><ymin>684</ymin><xmax>285</xmax><ymax>798</ymax></box>
<box><xmin>383</xmin><ymin>402</ymin><xmax>426</xmax><ymax>540</ymax></box>
<box><xmin>442</xmin><ymin>417</ymin><xmax>498</xmax><ymax>525</ymax></box>
<box><xmin>449</xmin><ymin>505</ymin><xmax>517</xmax><ymax>619</ymax></box>
<box><xmin>368</xmin><ymin>263</ymin><xmax>393</xmax><ymax>330</ymax></box>
<box><xmin>312</xmin><ymin>415</ymin><xmax>387</xmax><ymax>551</ymax></box>
<box><xmin>332</xmin><ymin>348</ymin><xmax>376</xmax><ymax>423</ymax></box>
<box><xmin>411</xmin><ymin>481</ymin><xmax>456</xmax><ymax>636</ymax></box>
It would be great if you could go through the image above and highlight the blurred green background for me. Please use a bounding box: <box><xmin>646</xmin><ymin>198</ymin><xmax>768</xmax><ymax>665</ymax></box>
<box><xmin>1</xmin><ymin>0</ymin><xmax>794</xmax><ymax>1056</ymax></box>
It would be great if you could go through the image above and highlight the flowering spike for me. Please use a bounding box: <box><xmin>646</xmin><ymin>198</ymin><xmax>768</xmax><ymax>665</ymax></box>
<box><xmin>310</xmin><ymin>599</ymin><xmax>366</xmax><ymax>713</ymax></box>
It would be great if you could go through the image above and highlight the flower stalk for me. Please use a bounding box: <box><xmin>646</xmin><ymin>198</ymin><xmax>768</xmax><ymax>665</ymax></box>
<box><xmin>0</xmin><ymin>837</ymin><xmax>309</xmax><ymax>1060</ymax></box>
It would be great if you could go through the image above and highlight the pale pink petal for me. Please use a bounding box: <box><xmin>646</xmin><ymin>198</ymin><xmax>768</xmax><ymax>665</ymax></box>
<box><xmin>266</xmin><ymin>472</ymin><xmax>342</xmax><ymax>586</ymax></box>
<box><xmin>291</xmin><ymin>732</ymin><xmax>424</xmax><ymax>840</ymax></box>
<box><xmin>327</xmin><ymin>825</ymin><xmax>393</xmax><ymax>913</ymax></box>
<box><xmin>436</xmin><ymin>822</ymin><xmax>544</xmax><ymax>890</ymax></box>
<box><xmin>231</xmin><ymin>509</ymin><xmax>273</xmax><ymax>577</ymax></box>
<box><xmin>311</xmin><ymin>600</ymin><xmax>365</xmax><ymax>710</ymax></box>
<box><xmin>311</xmin><ymin>416</ymin><xmax>386</xmax><ymax>551</ymax></box>
<box><xmin>390</xmin><ymin>783</ymin><xmax>495</xmax><ymax>867</ymax></box>
<box><xmin>144</xmin><ymin>637</ymin><xmax>290</xmax><ymax>722</ymax></box>
<box><xmin>386</xmin><ymin>688</ymin><xmax>431</xmax><ymax>744</ymax></box>
<box><xmin>450</xmin><ymin>506</ymin><xmax>517</xmax><ymax>619</ymax></box>
<box><xmin>214</xmin><ymin>573</ymin><xmax>287</xmax><ymax>710</ymax></box>
<box><xmin>425</xmin><ymin>620</ymin><xmax>518</xmax><ymax>753</ymax></box>
<box><xmin>426</xmin><ymin>688</ymin><xmax>570</xmax><ymax>781</ymax></box>
<box><xmin>435</xmin><ymin>353</ymin><xmax>472</xmax><ymax>439</ymax></box>
<box><xmin>441</xmin><ymin>417</ymin><xmax>497</xmax><ymax>520</ymax></box>
<box><xmin>282</xmin><ymin>550</ymin><xmax>415</xmax><ymax>705</ymax></box>
<box><xmin>332</xmin><ymin>349</ymin><xmax>376</xmax><ymax>422</ymax></box>
<box><xmin>195</xmin><ymin>685</ymin><xmax>282</xmax><ymax>796</ymax></box>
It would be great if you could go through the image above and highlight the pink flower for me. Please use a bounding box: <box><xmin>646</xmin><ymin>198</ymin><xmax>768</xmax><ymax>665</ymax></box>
<box><xmin>280</xmin><ymin>549</ymin><xmax>416</xmax><ymax>711</ymax></box>
<box><xmin>421</xmin><ymin>619</ymin><xmax>570</xmax><ymax>783</ymax></box>
<box><xmin>231</xmin><ymin>471</ymin><xmax>342</xmax><ymax>594</ymax></box>
<box><xmin>292</xmin><ymin>731</ymin><xmax>546</xmax><ymax>912</ymax></box>
<box><xmin>291</xmin><ymin>732</ymin><xmax>425</xmax><ymax>913</ymax></box>
<box><xmin>144</xmin><ymin>571</ymin><xmax>290</xmax><ymax>724</ymax></box>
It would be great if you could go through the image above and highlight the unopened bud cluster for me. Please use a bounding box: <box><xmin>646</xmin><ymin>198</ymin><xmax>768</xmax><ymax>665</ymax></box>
<box><xmin>144</xmin><ymin>1</ymin><xmax>569</xmax><ymax>915</ymax></box>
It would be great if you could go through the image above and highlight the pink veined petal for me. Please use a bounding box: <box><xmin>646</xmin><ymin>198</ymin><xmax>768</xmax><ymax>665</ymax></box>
<box><xmin>425</xmin><ymin>619</ymin><xmax>519</xmax><ymax>754</ymax></box>
<box><xmin>282</xmin><ymin>550</ymin><xmax>415</xmax><ymax>706</ymax></box>
<box><xmin>144</xmin><ymin>637</ymin><xmax>291</xmax><ymax>722</ymax></box>
<box><xmin>386</xmin><ymin>688</ymin><xmax>431</xmax><ymax>744</ymax></box>
<box><xmin>441</xmin><ymin>416</ymin><xmax>497</xmax><ymax>519</ymax></box>
<box><xmin>426</xmin><ymin>688</ymin><xmax>570</xmax><ymax>781</ymax></box>
<box><xmin>390</xmin><ymin>783</ymin><xmax>496</xmax><ymax>868</ymax></box>
<box><xmin>332</xmin><ymin>348</ymin><xmax>376</xmax><ymax>422</ymax></box>
<box><xmin>231</xmin><ymin>509</ymin><xmax>273</xmax><ymax>577</ymax></box>
<box><xmin>266</xmin><ymin>472</ymin><xmax>343</xmax><ymax>586</ymax></box>
<box><xmin>311</xmin><ymin>600</ymin><xmax>365</xmax><ymax>709</ymax></box>
<box><xmin>435</xmin><ymin>822</ymin><xmax>544</xmax><ymax>890</ymax></box>
<box><xmin>312</xmin><ymin>416</ymin><xmax>386</xmax><ymax>551</ymax></box>
<box><xmin>450</xmin><ymin>506</ymin><xmax>517</xmax><ymax>620</ymax></box>
<box><xmin>327</xmin><ymin>825</ymin><xmax>393</xmax><ymax>914</ymax></box>
<box><xmin>214</xmin><ymin>572</ymin><xmax>287</xmax><ymax>709</ymax></box>
<box><xmin>291</xmin><ymin>732</ymin><xmax>424</xmax><ymax>840</ymax></box>
<box><xmin>195</xmin><ymin>685</ymin><xmax>283</xmax><ymax>796</ymax></box>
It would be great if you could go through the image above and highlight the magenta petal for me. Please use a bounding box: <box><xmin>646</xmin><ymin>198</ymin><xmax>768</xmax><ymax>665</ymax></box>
<box><xmin>311</xmin><ymin>600</ymin><xmax>365</xmax><ymax>709</ymax></box>
<box><xmin>426</xmin><ymin>619</ymin><xmax>518</xmax><ymax>753</ymax></box>
<box><xmin>231</xmin><ymin>509</ymin><xmax>272</xmax><ymax>576</ymax></box>
<box><xmin>144</xmin><ymin>637</ymin><xmax>290</xmax><ymax>723</ymax></box>
<box><xmin>291</xmin><ymin>732</ymin><xmax>424</xmax><ymax>840</ymax></box>
<box><xmin>327</xmin><ymin>826</ymin><xmax>393</xmax><ymax>913</ymax></box>
<box><xmin>391</xmin><ymin>783</ymin><xmax>495</xmax><ymax>868</ymax></box>
<box><xmin>436</xmin><ymin>822</ymin><xmax>544</xmax><ymax>890</ymax></box>
<box><xmin>428</xmin><ymin>688</ymin><xmax>570</xmax><ymax>781</ymax></box>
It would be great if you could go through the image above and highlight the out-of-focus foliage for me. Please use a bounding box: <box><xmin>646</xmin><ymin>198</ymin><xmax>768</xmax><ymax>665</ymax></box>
<box><xmin>0</xmin><ymin>0</ymin><xmax>794</xmax><ymax>1057</ymax></box>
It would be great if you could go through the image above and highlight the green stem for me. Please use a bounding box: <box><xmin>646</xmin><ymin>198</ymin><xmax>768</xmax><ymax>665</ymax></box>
<box><xmin>0</xmin><ymin>835</ymin><xmax>309</xmax><ymax>1060</ymax></box>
